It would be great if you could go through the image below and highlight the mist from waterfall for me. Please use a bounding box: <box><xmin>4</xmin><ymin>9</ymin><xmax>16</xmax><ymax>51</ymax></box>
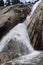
<box><xmin>0</xmin><ymin>0</ymin><xmax>41</xmax><ymax>64</ymax></box>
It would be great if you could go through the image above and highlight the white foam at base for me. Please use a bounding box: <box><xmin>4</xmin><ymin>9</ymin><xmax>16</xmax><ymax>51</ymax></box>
<box><xmin>12</xmin><ymin>51</ymin><xmax>40</xmax><ymax>64</ymax></box>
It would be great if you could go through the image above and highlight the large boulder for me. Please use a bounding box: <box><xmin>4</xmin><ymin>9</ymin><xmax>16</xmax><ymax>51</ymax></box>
<box><xmin>0</xmin><ymin>4</ymin><xmax>32</xmax><ymax>40</ymax></box>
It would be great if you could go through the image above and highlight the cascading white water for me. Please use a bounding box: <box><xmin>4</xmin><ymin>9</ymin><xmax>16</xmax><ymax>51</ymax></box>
<box><xmin>24</xmin><ymin>0</ymin><xmax>41</xmax><ymax>26</ymax></box>
<box><xmin>0</xmin><ymin>23</ymin><xmax>34</xmax><ymax>55</ymax></box>
<box><xmin>0</xmin><ymin>0</ymin><xmax>41</xmax><ymax>64</ymax></box>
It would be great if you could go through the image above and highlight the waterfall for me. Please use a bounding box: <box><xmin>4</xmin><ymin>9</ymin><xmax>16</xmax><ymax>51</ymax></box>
<box><xmin>24</xmin><ymin>0</ymin><xmax>41</xmax><ymax>26</ymax></box>
<box><xmin>0</xmin><ymin>0</ymin><xmax>41</xmax><ymax>64</ymax></box>
<box><xmin>0</xmin><ymin>23</ymin><xmax>34</xmax><ymax>55</ymax></box>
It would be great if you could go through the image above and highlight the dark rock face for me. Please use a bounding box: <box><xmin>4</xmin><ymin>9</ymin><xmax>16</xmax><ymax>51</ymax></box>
<box><xmin>27</xmin><ymin>7</ymin><xmax>43</xmax><ymax>50</ymax></box>
<box><xmin>0</xmin><ymin>4</ymin><xmax>31</xmax><ymax>40</ymax></box>
<box><xmin>33</xmin><ymin>9</ymin><xmax>43</xmax><ymax>50</ymax></box>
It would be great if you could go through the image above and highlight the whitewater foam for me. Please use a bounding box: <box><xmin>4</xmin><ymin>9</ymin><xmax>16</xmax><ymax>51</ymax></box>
<box><xmin>0</xmin><ymin>23</ymin><xmax>34</xmax><ymax>54</ymax></box>
<box><xmin>13</xmin><ymin>51</ymin><xmax>40</xmax><ymax>64</ymax></box>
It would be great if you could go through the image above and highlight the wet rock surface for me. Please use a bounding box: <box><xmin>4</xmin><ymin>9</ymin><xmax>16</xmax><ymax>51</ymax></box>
<box><xmin>0</xmin><ymin>40</ymin><xmax>20</xmax><ymax>64</ymax></box>
<box><xmin>4</xmin><ymin>62</ymin><xmax>12</xmax><ymax>65</ymax></box>
<box><xmin>0</xmin><ymin>51</ymin><xmax>19</xmax><ymax>64</ymax></box>
<box><xmin>27</xmin><ymin>7</ymin><xmax>43</xmax><ymax>50</ymax></box>
<box><xmin>0</xmin><ymin>1</ymin><xmax>43</xmax><ymax>65</ymax></box>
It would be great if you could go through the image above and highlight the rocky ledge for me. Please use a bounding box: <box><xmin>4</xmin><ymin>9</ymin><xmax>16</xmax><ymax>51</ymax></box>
<box><xmin>0</xmin><ymin>3</ymin><xmax>32</xmax><ymax>40</ymax></box>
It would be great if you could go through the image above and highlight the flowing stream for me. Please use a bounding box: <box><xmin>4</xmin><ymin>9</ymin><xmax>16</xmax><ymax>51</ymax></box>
<box><xmin>0</xmin><ymin>0</ymin><xmax>43</xmax><ymax>65</ymax></box>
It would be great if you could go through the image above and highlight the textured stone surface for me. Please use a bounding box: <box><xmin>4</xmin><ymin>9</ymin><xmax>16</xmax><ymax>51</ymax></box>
<box><xmin>0</xmin><ymin>1</ymin><xmax>43</xmax><ymax>65</ymax></box>
<box><xmin>27</xmin><ymin>6</ymin><xmax>43</xmax><ymax>50</ymax></box>
<box><xmin>0</xmin><ymin>4</ymin><xmax>31</xmax><ymax>40</ymax></box>
<box><xmin>0</xmin><ymin>51</ymin><xmax>19</xmax><ymax>64</ymax></box>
